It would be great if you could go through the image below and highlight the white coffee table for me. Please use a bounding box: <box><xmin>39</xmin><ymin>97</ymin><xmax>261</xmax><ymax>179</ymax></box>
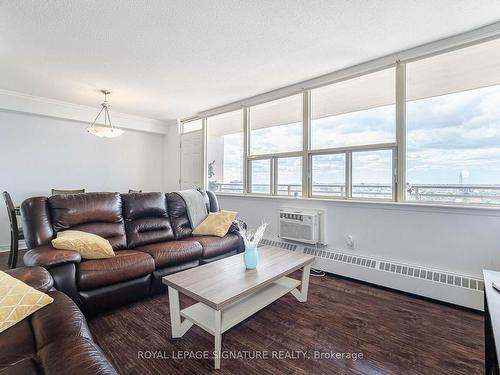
<box><xmin>162</xmin><ymin>245</ymin><xmax>315</xmax><ymax>369</ymax></box>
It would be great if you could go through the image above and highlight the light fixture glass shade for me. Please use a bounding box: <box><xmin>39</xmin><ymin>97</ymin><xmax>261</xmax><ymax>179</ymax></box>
<box><xmin>86</xmin><ymin>126</ymin><xmax>124</xmax><ymax>138</ymax></box>
<box><xmin>87</xmin><ymin>90</ymin><xmax>124</xmax><ymax>138</ymax></box>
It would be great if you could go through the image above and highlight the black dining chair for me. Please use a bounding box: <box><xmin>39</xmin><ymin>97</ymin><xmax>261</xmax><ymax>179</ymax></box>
<box><xmin>2</xmin><ymin>191</ymin><xmax>23</xmax><ymax>269</ymax></box>
<box><xmin>51</xmin><ymin>188</ymin><xmax>85</xmax><ymax>196</ymax></box>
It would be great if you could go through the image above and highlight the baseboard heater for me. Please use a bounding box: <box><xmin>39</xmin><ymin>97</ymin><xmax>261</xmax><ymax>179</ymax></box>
<box><xmin>259</xmin><ymin>237</ymin><xmax>484</xmax><ymax>311</ymax></box>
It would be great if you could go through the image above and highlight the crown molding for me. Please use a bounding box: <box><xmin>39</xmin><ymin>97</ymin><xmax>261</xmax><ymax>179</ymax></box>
<box><xmin>0</xmin><ymin>89</ymin><xmax>169</xmax><ymax>135</ymax></box>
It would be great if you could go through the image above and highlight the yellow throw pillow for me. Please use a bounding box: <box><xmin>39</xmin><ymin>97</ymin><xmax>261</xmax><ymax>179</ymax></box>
<box><xmin>193</xmin><ymin>210</ymin><xmax>238</xmax><ymax>237</ymax></box>
<box><xmin>51</xmin><ymin>230</ymin><xmax>115</xmax><ymax>259</ymax></box>
<box><xmin>0</xmin><ymin>271</ymin><xmax>53</xmax><ymax>333</ymax></box>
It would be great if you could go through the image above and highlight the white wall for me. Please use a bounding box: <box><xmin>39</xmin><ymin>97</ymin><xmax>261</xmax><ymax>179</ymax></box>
<box><xmin>163</xmin><ymin>121</ymin><xmax>181</xmax><ymax>192</ymax></box>
<box><xmin>0</xmin><ymin>110</ymin><xmax>166</xmax><ymax>246</ymax></box>
<box><xmin>217</xmin><ymin>194</ymin><xmax>500</xmax><ymax>278</ymax></box>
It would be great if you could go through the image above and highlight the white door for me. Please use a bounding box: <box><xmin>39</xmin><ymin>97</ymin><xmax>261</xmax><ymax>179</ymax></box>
<box><xmin>180</xmin><ymin>130</ymin><xmax>203</xmax><ymax>189</ymax></box>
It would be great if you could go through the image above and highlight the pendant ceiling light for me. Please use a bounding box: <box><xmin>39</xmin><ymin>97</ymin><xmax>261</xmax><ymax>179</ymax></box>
<box><xmin>86</xmin><ymin>90</ymin><xmax>124</xmax><ymax>138</ymax></box>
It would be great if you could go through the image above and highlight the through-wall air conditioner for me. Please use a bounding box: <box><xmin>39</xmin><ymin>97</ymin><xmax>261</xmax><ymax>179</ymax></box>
<box><xmin>279</xmin><ymin>208</ymin><xmax>323</xmax><ymax>245</ymax></box>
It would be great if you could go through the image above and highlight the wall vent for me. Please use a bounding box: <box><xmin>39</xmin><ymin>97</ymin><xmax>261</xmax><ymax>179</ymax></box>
<box><xmin>259</xmin><ymin>238</ymin><xmax>297</xmax><ymax>251</ymax></box>
<box><xmin>304</xmin><ymin>247</ymin><xmax>377</xmax><ymax>269</ymax></box>
<box><xmin>378</xmin><ymin>260</ymin><xmax>483</xmax><ymax>291</ymax></box>
<box><xmin>304</xmin><ymin>246</ymin><xmax>483</xmax><ymax>292</ymax></box>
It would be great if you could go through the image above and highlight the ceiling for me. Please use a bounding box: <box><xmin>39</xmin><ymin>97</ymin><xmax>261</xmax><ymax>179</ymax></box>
<box><xmin>1</xmin><ymin>1</ymin><xmax>500</xmax><ymax>122</ymax></box>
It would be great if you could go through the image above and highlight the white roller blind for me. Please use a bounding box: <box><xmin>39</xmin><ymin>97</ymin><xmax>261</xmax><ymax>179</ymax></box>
<box><xmin>311</xmin><ymin>68</ymin><xmax>396</xmax><ymax>121</ymax></box>
<box><xmin>249</xmin><ymin>94</ymin><xmax>302</xmax><ymax>130</ymax></box>
<box><xmin>206</xmin><ymin>109</ymin><xmax>242</xmax><ymax>136</ymax></box>
<box><xmin>407</xmin><ymin>38</ymin><xmax>500</xmax><ymax>101</ymax></box>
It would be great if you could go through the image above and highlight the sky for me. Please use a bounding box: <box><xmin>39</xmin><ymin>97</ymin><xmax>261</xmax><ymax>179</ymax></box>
<box><xmin>214</xmin><ymin>84</ymin><xmax>500</xmax><ymax>188</ymax></box>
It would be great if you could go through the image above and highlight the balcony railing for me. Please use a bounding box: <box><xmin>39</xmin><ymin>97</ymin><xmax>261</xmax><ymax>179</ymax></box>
<box><xmin>211</xmin><ymin>182</ymin><xmax>500</xmax><ymax>203</ymax></box>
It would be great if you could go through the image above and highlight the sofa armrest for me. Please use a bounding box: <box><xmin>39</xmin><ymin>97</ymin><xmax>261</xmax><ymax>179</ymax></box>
<box><xmin>24</xmin><ymin>245</ymin><xmax>81</xmax><ymax>269</ymax></box>
<box><xmin>5</xmin><ymin>266</ymin><xmax>54</xmax><ymax>293</ymax></box>
<box><xmin>228</xmin><ymin>219</ymin><xmax>246</xmax><ymax>234</ymax></box>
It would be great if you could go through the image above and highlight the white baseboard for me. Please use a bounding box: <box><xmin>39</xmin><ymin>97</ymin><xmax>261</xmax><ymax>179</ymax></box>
<box><xmin>0</xmin><ymin>241</ymin><xmax>27</xmax><ymax>252</ymax></box>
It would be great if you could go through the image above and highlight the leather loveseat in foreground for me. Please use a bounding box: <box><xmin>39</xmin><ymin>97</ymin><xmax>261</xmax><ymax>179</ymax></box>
<box><xmin>0</xmin><ymin>267</ymin><xmax>117</xmax><ymax>375</ymax></box>
<box><xmin>20</xmin><ymin>191</ymin><xmax>244</xmax><ymax>315</ymax></box>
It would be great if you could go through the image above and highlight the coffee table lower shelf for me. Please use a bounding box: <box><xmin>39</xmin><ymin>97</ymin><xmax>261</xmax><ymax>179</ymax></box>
<box><xmin>180</xmin><ymin>276</ymin><xmax>301</xmax><ymax>335</ymax></box>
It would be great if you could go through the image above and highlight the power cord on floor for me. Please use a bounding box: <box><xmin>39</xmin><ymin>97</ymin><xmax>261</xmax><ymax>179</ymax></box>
<box><xmin>310</xmin><ymin>242</ymin><xmax>325</xmax><ymax>277</ymax></box>
<box><xmin>310</xmin><ymin>268</ymin><xmax>325</xmax><ymax>277</ymax></box>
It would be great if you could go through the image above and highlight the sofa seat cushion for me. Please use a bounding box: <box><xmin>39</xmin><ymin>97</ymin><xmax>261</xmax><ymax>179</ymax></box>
<box><xmin>189</xmin><ymin>233</ymin><xmax>243</xmax><ymax>259</ymax></box>
<box><xmin>77</xmin><ymin>250</ymin><xmax>155</xmax><ymax>290</ymax></box>
<box><xmin>134</xmin><ymin>240</ymin><xmax>203</xmax><ymax>268</ymax></box>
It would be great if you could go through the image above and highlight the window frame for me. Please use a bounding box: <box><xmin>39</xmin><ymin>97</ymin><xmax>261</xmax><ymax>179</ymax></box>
<box><xmin>248</xmin><ymin>156</ymin><xmax>273</xmax><ymax>195</ymax></box>
<box><xmin>205</xmin><ymin>67</ymin><xmax>401</xmax><ymax>201</ymax></box>
<box><xmin>308</xmin><ymin>144</ymin><xmax>397</xmax><ymax>202</ymax></box>
<box><xmin>181</xmin><ymin>118</ymin><xmax>203</xmax><ymax>134</ymax></box>
<box><xmin>309</xmin><ymin>150</ymin><xmax>348</xmax><ymax>199</ymax></box>
<box><xmin>205</xmin><ymin>109</ymin><xmax>245</xmax><ymax>195</ymax></box>
<box><xmin>276</xmin><ymin>155</ymin><xmax>304</xmax><ymax>197</ymax></box>
<box><xmin>188</xmin><ymin>34</ymin><xmax>500</xmax><ymax>208</ymax></box>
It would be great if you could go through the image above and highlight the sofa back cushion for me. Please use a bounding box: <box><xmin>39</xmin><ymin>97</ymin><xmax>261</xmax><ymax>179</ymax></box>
<box><xmin>122</xmin><ymin>192</ymin><xmax>174</xmax><ymax>248</ymax></box>
<box><xmin>166</xmin><ymin>192</ymin><xmax>194</xmax><ymax>239</ymax></box>
<box><xmin>49</xmin><ymin>193</ymin><xmax>127</xmax><ymax>250</ymax></box>
<box><xmin>20</xmin><ymin>197</ymin><xmax>55</xmax><ymax>248</ymax></box>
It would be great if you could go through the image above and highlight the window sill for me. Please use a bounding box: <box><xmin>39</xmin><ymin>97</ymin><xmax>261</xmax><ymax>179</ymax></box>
<box><xmin>214</xmin><ymin>192</ymin><xmax>500</xmax><ymax>217</ymax></box>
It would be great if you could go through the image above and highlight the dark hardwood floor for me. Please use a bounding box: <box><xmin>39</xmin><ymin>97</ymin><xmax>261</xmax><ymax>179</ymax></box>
<box><xmin>87</xmin><ymin>271</ymin><xmax>484</xmax><ymax>375</ymax></box>
<box><xmin>0</xmin><ymin>250</ymin><xmax>484</xmax><ymax>373</ymax></box>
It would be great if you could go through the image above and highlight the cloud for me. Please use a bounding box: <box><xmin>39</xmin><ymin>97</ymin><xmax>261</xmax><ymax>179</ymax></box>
<box><xmin>250</xmin><ymin>122</ymin><xmax>302</xmax><ymax>155</ymax></box>
<box><xmin>311</xmin><ymin>105</ymin><xmax>395</xmax><ymax>148</ymax></box>
<box><xmin>407</xmin><ymin>85</ymin><xmax>500</xmax><ymax>183</ymax></box>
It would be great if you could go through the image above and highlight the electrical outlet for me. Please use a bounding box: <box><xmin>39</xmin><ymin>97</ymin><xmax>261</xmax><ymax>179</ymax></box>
<box><xmin>346</xmin><ymin>235</ymin><xmax>354</xmax><ymax>248</ymax></box>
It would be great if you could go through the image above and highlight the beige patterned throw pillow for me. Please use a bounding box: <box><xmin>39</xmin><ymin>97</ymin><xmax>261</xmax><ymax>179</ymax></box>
<box><xmin>51</xmin><ymin>230</ymin><xmax>115</xmax><ymax>259</ymax></box>
<box><xmin>0</xmin><ymin>271</ymin><xmax>53</xmax><ymax>333</ymax></box>
<box><xmin>193</xmin><ymin>210</ymin><xmax>238</xmax><ymax>237</ymax></box>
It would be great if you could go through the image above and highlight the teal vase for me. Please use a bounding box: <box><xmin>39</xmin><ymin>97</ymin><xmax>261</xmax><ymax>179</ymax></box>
<box><xmin>244</xmin><ymin>244</ymin><xmax>258</xmax><ymax>270</ymax></box>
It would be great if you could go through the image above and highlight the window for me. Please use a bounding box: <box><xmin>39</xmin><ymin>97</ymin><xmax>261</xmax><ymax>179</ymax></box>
<box><xmin>277</xmin><ymin>157</ymin><xmax>302</xmax><ymax>196</ymax></box>
<box><xmin>206</xmin><ymin>110</ymin><xmax>243</xmax><ymax>193</ymax></box>
<box><xmin>311</xmin><ymin>68</ymin><xmax>396</xmax><ymax>150</ymax></box>
<box><xmin>250</xmin><ymin>159</ymin><xmax>271</xmax><ymax>194</ymax></box>
<box><xmin>197</xmin><ymin>37</ymin><xmax>500</xmax><ymax>207</ymax></box>
<box><xmin>406</xmin><ymin>38</ymin><xmax>500</xmax><ymax>205</ymax></box>
<box><xmin>309</xmin><ymin>68</ymin><xmax>396</xmax><ymax>200</ymax></box>
<box><xmin>249</xmin><ymin>94</ymin><xmax>302</xmax><ymax>155</ymax></box>
<box><xmin>352</xmin><ymin>149</ymin><xmax>394</xmax><ymax>199</ymax></box>
<box><xmin>311</xmin><ymin>154</ymin><xmax>346</xmax><ymax>197</ymax></box>
<box><xmin>182</xmin><ymin>119</ymin><xmax>202</xmax><ymax>133</ymax></box>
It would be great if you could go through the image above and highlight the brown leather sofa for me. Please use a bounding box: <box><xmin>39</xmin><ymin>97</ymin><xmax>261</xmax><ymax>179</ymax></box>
<box><xmin>21</xmin><ymin>191</ymin><xmax>244</xmax><ymax>315</ymax></box>
<box><xmin>0</xmin><ymin>267</ymin><xmax>117</xmax><ymax>375</ymax></box>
